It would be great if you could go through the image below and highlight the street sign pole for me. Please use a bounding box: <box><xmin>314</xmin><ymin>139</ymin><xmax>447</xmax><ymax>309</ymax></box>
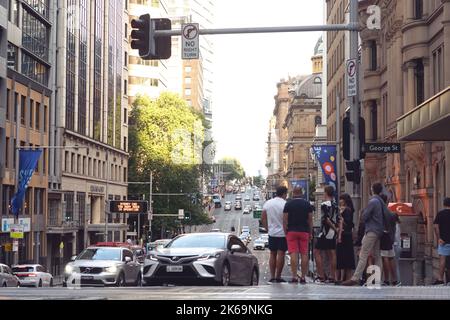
<box><xmin>349</xmin><ymin>0</ymin><xmax>361</xmax><ymax>225</ymax></box>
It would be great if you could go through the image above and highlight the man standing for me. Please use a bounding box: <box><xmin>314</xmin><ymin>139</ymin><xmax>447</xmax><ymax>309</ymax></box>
<box><xmin>433</xmin><ymin>197</ymin><xmax>450</xmax><ymax>285</ymax></box>
<box><xmin>262</xmin><ymin>186</ymin><xmax>288</xmax><ymax>283</ymax></box>
<box><xmin>283</xmin><ymin>186</ymin><xmax>313</xmax><ymax>284</ymax></box>
<box><xmin>342</xmin><ymin>182</ymin><xmax>386</xmax><ymax>286</ymax></box>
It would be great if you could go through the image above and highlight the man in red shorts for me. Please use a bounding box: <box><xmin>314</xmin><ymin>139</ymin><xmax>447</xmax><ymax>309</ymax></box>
<box><xmin>283</xmin><ymin>186</ymin><xmax>314</xmax><ymax>284</ymax></box>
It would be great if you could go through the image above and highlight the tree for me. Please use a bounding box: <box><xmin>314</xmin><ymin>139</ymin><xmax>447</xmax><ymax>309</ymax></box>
<box><xmin>128</xmin><ymin>93</ymin><xmax>212</xmax><ymax>240</ymax></box>
<box><xmin>217</xmin><ymin>157</ymin><xmax>245</xmax><ymax>182</ymax></box>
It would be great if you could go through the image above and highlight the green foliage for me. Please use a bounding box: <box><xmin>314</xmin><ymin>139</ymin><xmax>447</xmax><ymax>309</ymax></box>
<box><xmin>128</xmin><ymin>93</ymin><xmax>211</xmax><ymax>239</ymax></box>
<box><xmin>218</xmin><ymin>157</ymin><xmax>245</xmax><ymax>181</ymax></box>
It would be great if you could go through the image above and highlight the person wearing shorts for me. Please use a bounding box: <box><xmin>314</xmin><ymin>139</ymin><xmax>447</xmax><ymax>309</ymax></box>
<box><xmin>283</xmin><ymin>186</ymin><xmax>313</xmax><ymax>284</ymax></box>
<box><xmin>433</xmin><ymin>197</ymin><xmax>450</xmax><ymax>285</ymax></box>
<box><xmin>262</xmin><ymin>186</ymin><xmax>288</xmax><ymax>283</ymax></box>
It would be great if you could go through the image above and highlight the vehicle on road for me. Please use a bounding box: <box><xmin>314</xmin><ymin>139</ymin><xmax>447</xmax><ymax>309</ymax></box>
<box><xmin>235</xmin><ymin>194</ymin><xmax>242</xmax><ymax>201</ymax></box>
<box><xmin>258</xmin><ymin>226</ymin><xmax>268</xmax><ymax>234</ymax></box>
<box><xmin>63</xmin><ymin>246</ymin><xmax>142</xmax><ymax>287</ymax></box>
<box><xmin>143</xmin><ymin>233</ymin><xmax>259</xmax><ymax>286</ymax></box>
<box><xmin>213</xmin><ymin>194</ymin><xmax>222</xmax><ymax>208</ymax></box>
<box><xmin>253</xmin><ymin>194</ymin><xmax>260</xmax><ymax>201</ymax></box>
<box><xmin>224</xmin><ymin>201</ymin><xmax>232</xmax><ymax>211</ymax></box>
<box><xmin>12</xmin><ymin>264</ymin><xmax>53</xmax><ymax>287</ymax></box>
<box><xmin>252</xmin><ymin>239</ymin><xmax>265</xmax><ymax>250</ymax></box>
<box><xmin>260</xmin><ymin>234</ymin><xmax>269</xmax><ymax>247</ymax></box>
<box><xmin>211</xmin><ymin>228</ymin><xmax>221</xmax><ymax>232</ymax></box>
<box><xmin>244</xmin><ymin>195</ymin><xmax>250</xmax><ymax>201</ymax></box>
<box><xmin>243</xmin><ymin>207</ymin><xmax>250</xmax><ymax>214</ymax></box>
<box><xmin>234</xmin><ymin>202</ymin><xmax>242</xmax><ymax>210</ymax></box>
<box><xmin>241</xmin><ymin>226</ymin><xmax>250</xmax><ymax>234</ymax></box>
<box><xmin>0</xmin><ymin>264</ymin><xmax>19</xmax><ymax>287</ymax></box>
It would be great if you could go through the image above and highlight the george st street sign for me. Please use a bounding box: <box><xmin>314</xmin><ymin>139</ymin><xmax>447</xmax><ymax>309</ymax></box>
<box><xmin>363</xmin><ymin>143</ymin><xmax>401</xmax><ymax>153</ymax></box>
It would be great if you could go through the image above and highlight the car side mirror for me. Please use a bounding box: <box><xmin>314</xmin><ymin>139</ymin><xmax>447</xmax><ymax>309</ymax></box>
<box><xmin>230</xmin><ymin>244</ymin><xmax>241</xmax><ymax>253</ymax></box>
<box><xmin>70</xmin><ymin>255</ymin><xmax>77</xmax><ymax>261</ymax></box>
<box><xmin>125</xmin><ymin>256</ymin><xmax>132</xmax><ymax>263</ymax></box>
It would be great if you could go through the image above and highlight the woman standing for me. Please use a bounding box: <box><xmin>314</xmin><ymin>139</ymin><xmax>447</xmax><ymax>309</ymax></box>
<box><xmin>336</xmin><ymin>193</ymin><xmax>356</xmax><ymax>282</ymax></box>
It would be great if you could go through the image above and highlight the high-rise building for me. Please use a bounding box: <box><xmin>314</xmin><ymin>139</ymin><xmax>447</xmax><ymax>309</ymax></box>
<box><xmin>165</xmin><ymin>0</ymin><xmax>214</xmax><ymax>112</ymax></box>
<box><xmin>127</xmin><ymin>0</ymin><xmax>169</xmax><ymax>102</ymax></box>
<box><xmin>1</xmin><ymin>0</ymin><xmax>52</xmax><ymax>266</ymax></box>
<box><xmin>46</xmin><ymin>0</ymin><xmax>129</xmax><ymax>272</ymax></box>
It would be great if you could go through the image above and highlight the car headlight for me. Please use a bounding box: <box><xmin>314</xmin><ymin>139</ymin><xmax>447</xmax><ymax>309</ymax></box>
<box><xmin>148</xmin><ymin>254</ymin><xmax>158</xmax><ymax>261</ymax></box>
<box><xmin>65</xmin><ymin>265</ymin><xmax>74</xmax><ymax>274</ymax></box>
<box><xmin>105</xmin><ymin>265</ymin><xmax>118</xmax><ymax>273</ymax></box>
<box><xmin>197</xmin><ymin>253</ymin><xmax>221</xmax><ymax>261</ymax></box>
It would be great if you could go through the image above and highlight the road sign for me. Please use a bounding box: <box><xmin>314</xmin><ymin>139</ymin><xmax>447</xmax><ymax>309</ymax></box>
<box><xmin>12</xmin><ymin>240</ymin><xmax>18</xmax><ymax>252</ymax></box>
<box><xmin>346</xmin><ymin>59</ymin><xmax>357</xmax><ymax>97</ymax></box>
<box><xmin>363</xmin><ymin>143</ymin><xmax>401</xmax><ymax>153</ymax></box>
<box><xmin>253</xmin><ymin>210</ymin><xmax>262</xmax><ymax>219</ymax></box>
<box><xmin>10</xmin><ymin>224</ymin><xmax>24</xmax><ymax>239</ymax></box>
<box><xmin>178</xmin><ymin>209</ymin><xmax>185</xmax><ymax>219</ymax></box>
<box><xmin>182</xmin><ymin>23</ymin><xmax>199</xmax><ymax>59</ymax></box>
<box><xmin>110</xmin><ymin>201</ymin><xmax>148</xmax><ymax>213</ymax></box>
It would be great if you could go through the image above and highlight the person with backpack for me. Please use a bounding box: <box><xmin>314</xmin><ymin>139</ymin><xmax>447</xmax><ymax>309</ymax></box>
<box><xmin>433</xmin><ymin>197</ymin><xmax>450</xmax><ymax>285</ymax></box>
<box><xmin>342</xmin><ymin>182</ymin><xmax>388</xmax><ymax>286</ymax></box>
<box><xmin>314</xmin><ymin>185</ymin><xmax>338</xmax><ymax>283</ymax></box>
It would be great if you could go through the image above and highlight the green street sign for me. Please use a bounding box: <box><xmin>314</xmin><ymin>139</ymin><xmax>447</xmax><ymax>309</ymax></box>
<box><xmin>253</xmin><ymin>210</ymin><xmax>262</xmax><ymax>219</ymax></box>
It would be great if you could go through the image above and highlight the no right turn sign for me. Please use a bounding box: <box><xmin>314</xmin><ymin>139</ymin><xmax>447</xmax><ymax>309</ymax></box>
<box><xmin>182</xmin><ymin>23</ymin><xmax>199</xmax><ymax>59</ymax></box>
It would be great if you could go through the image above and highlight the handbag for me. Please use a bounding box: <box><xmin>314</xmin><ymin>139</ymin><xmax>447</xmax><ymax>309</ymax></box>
<box><xmin>378</xmin><ymin>199</ymin><xmax>393</xmax><ymax>251</ymax></box>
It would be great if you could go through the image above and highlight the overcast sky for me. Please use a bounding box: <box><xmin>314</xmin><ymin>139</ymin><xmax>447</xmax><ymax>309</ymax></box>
<box><xmin>211</xmin><ymin>0</ymin><xmax>324</xmax><ymax>177</ymax></box>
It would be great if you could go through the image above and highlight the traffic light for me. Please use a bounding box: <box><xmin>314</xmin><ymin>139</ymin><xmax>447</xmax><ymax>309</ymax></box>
<box><xmin>342</xmin><ymin>116</ymin><xmax>366</xmax><ymax>160</ymax></box>
<box><xmin>130</xmin><ymin>14</ymin><xmax>172</xmax><ymax>60</ymax></box>
<box><xmin>345</xmin><ymin>160</ymin><xmax>361</xmax><ymax>184</ymax></box>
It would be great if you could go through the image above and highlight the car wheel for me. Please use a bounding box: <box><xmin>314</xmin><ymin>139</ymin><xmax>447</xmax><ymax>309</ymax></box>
<box><xmin>250</xmin><ymin>268</ymin><xmax>259</xmax><ymax>286</ymax></box>
<box><xmin>219</xmin><ymin>263</ymin><xmax>230</xmax><ymax>286</ymax></box>
<box><xmin>116</xmin><ymin>272</ymin><xmax>126</xmax><ymax>287</ymax></box>
<box><xmin>135</xmin><ymin>273</ymin><xmax>142</xmax><ymax>287</ymax></box>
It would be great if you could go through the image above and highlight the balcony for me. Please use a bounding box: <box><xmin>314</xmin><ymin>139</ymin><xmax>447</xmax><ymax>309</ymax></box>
<box><xmin>47</xmin><ymin>202</ymin><xmax>84</xmax><ymax>234</ymax></box>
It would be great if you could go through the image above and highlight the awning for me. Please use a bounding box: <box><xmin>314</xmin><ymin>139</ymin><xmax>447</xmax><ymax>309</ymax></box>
<box><xmin>397</xmin><ymin>86</ymin><xmax>450</xmax><ymax>141</ymax></box>
<box><xmin>388</xmin><ymin>203</ymin><xmax>416</xmax><ymax>216</ymax></box>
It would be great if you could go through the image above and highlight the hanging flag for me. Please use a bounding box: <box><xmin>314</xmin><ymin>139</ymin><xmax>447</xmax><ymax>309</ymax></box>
<box><xmin>290</xmin><ymin>179</ymin><xmax>308</xmax><ymax>199</ymax></box>
<box><xmin>11</xmin><ymin>150</ymin><xmax>42</xmax><ymax>217</ymax></box>
<box><xmin>312</xmin><ymin>145</ymin><xmax>338</xmax><ymax>192</ymax></box>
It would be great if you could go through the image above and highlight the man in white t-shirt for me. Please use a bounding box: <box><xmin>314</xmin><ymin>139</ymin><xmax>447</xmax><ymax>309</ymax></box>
<box><xmin>262</xmin><ymin>186</ymin><xmax>288</xmax><ymax>283</ymax></box>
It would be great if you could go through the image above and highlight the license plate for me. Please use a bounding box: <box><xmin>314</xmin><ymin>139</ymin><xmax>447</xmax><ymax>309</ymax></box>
<box><xmin>81</xmin><ymin>276</ymin><xmax>94</xmax><ymax>280</ymax></box>
<box><xmin>166</xmin><ymin>266</ymin><xmax>183</xmax><ymax>272</ymax></box>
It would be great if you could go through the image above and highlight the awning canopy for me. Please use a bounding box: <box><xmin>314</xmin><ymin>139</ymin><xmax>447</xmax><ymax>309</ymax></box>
<box><xmin>388</xmin><ymin>202</ymin><xmax>416</xmax><ymax>216</ymax></box>
<box><xmin>397</xmin><ymin>86</ymin><xmax>450</xmax><ymax>141</ymax></box>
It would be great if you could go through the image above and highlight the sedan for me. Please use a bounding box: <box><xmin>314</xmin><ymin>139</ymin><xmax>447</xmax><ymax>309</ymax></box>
<box><xmin>12</xmin><ymin>264</ymin><xmax>53</xmax><ymax>287</ymax></box>
<box><xmin>0</xmin><ymin>264</ymin><xmax>19</xmax><ymax>287</ymax></box>
<box><xmin>143</xmin><ymin>233</ymin><xmax>259</xmax><ymax>286</ymax></box>
<box><xmin>244</xmin><ymin>195</ymin><xmax>250</xmax><ymax>201</ymax></box>
<box><xmin>253</xmin><ymin>239</ymin><xmax>265</xmax><ymax>251</ymax></box>
<box><xmin>234</xmin><ymin>202</ymin><xmax>242</xmax><ymax>210</ymax></box>
<box><xmin>243</xmin><ymin>207</ymin><xmax>250</xmax><ymax>214</ymax></box>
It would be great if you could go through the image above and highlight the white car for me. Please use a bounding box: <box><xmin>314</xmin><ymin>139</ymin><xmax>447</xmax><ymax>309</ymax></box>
<box><xmin>12</xmin><ymin>264</ymin><xmax>53</xmax><ymax>287</ymax></box>
<box><xmin>224</xmin><ymin>201</ymin><xmax>232</xmax><ymax>211</ymax></box>
<box><xmin>243</xmin><ymin>207</ymin><xmax>250</xmax><ymax>214</ymax></box>
<box><xmin>0</xmin><ymin>264</ymin><xmax>19</xmax><ymax>287</ymax></box>
<box><xmin>241</xmin><ymin>226</ymin><xmax>250</xmax><ymax>234</ymax></box>
<box><xmin>244</xmin><ymin>195</ymin><xmax>250</xmax><ymax>201</ymax></box>
<box><xmin>260</xmin><ymin>234</ymin><xmax>269</xmax><ymax>247</ymax></box>
<box><xmin>253</xmin><ymin>240</ymin><xmax>265</xmax><ymax>251</ymax></box>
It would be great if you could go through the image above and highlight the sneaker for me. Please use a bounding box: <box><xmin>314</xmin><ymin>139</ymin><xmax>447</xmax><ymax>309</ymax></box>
<box><xmin>276</xmin><ymin>278</ymin><xmax>287</xmax><ymax>283</ymax></box>
<box><xmin>299</xmin><ymin>277</ymin><xmax>306</xmax><ymax>284</ymax></box>
<box><xmin>383</xmin><ymin>281</ymin><xmax>390</xmax><ymax>286</ymax></box>
<box><xmin>325</xmin><ymin>278</ymin><xmax>336</xmax><ymax>284</ymax></box>
<box><xmin>391</xmin><ymin>281</ymin><xmax>401</xmax><ymax>287</ymax></box>
<box><xmin>314</xmin><ymin>276</ymin><xmax>325</xmax><ymax>283</ymax></box>
<box><xmin>289</xmin><ymin>278</ymin><xmax>299</xmax><ymax>284</ymax></box>
<box><xmin>432</xmin><ymin>280</ymin><xmax>445</xmax><ymax>285</ymax></box>
<box><xmin>268</xmin><ymin>278</ymin><xmax>277</xmax><ymax>283</ymax></box>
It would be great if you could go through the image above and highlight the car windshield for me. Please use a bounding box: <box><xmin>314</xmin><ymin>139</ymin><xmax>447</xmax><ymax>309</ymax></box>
<box><xmin>12</xmin><ymin>267</ymin><xmax>34</xmax><ymax>273</ymax></box>
<box><xmin>77</xmin><ymin>248</ymin><xmax>121</xmax><ymax>261</ymax></box>
<box><xmin>166</xmin><ymin>234</ymin><xmax>226</xmax><ymax>249</ymax></box>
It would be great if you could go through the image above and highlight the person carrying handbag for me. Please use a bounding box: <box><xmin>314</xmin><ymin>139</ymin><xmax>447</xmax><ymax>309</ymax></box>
<box><xmin>342</xmin><ymin>182</ymin><xmax>387</xmax><ymax>286</ymax></box>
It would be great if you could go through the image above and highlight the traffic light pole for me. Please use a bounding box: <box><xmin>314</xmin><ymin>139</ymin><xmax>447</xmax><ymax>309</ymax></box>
<box><xmin>349</xmin><ymin>0</ymin><xmax>361</xmax><ymax>224</ymax></box>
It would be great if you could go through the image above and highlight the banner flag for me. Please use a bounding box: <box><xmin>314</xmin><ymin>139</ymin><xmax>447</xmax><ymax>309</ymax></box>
<box><xmin>290</xmin><ymin>179</ymin><xmax>308</xmax><ymax>199</ymax></box>
<box><xmin>312</xmin><ymin>145</ymin><xmax>338</xmax><ymax>192</ymax></box>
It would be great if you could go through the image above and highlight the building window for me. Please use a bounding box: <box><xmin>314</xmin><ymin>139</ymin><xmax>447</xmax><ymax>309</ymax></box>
<box><xmin>185</xmin><ymin>66</ymin><xmax>192</xmax><ymax>73</ymax></box>
<box><xmin>64</xmin><ymin>193</ymin><xmax>74</xmax><ymax>222</ymax></box>
<box><xmin>83</xmin><ymin>156</ymin><xmax>86</xmax><ymax>175</ymax></box>
<box><xmin>65</xmin><ymin>151</ymin><xmax>69</xmax><ymax>172</ymax></box>
<box><xmin>128</xmin><ymin>76</ymin><xmax>158</xmax><ymax>87</ymax></box>
<box><xmin>185</xmin><ymin>77</ymin><xmax>192</xmax><ymax>84</ymax></box>
<box><xmin>5</xmin><ymin>138</ymin><xmax>10</xmax><ymax>169</ymax></box>
<box><xmin>123</xmin><ymin>167</ymin><xmax>127</xmax><ymax>182</ymax></box>
<box><xmin>124</xmin><ymin>108</ymin><xmax>127</xmax><ymax>124</ymax></box>
<box><xmin>21</xmin><ymin>95</ymin><xmax>26</xmax><ymax>125</ymax></box>
<box><xmin>22</xmin><ymin>9</ymin><xmax>50</xmax><ymax>61</ymax></box>
<box><xmin>88</xmin><ymin>158</ymin><xmax>92</xmax><ymax>176</ymax></box>
<box><xmin>34</xmin><ymin>188</ymin><xmax>44</xmax><ymax>215</ymax></box>
<box><xmin>8</xmin><ymin>0</ymin><xmax>19</xmax><ymax>25</ymax></box>
<box><xmin>6</xmin><ymin>89</ymin><xmax>10</xmax><ymax>121</ymax></box>
<box><xmin>77</xmin><ymin>193</ymin><xmax>86</xmax><ymax>225</ymax></box>
<box><xmin>124</xmin><ymin>79</ymin><xmax>127</xmax><ymax>95</ymax></box>
<box><xmin>123</xmin><ymin>136</ymin><xmax>127</xmax><ymax>152</ymax></box>
<box><xmin>414</xmin><ymin>0</ymin><xmax>423</xmax><ymax>19</ymax></box>
<box><xmin>415</xmin><ymin>59</ymin><xmax>425</xmax><ymax>105</ymax></box>
<box><xmin>44</xmin><ymin>105</ymin><xmax>48</xmax><ymax>132</ymax></box>
<box><xmin>29</xmin><ymin>99</ymin><xmax>34</xmax><ymax>127</ymax></box>
<box><xmin>71</xmin><ymin>153</ymin><xmax>76</xmax><ymax>173</ymax></box>
<box><xmin>21</xmin><ymin>53</ymin><xmax>49</xmax><ymax>85</ymax></box>
<box><xmin>35</xmin><ymin>102</ymin><xmax>40</xmax><ymax>130</ymax></box>
<box><xmin>370</xmin><ymin>100</ymin><xmax>378</xmax><ymax>141</ymax></box>
<box><xmin>7</xmin><ymin>43</ymin><xmax>18</xmax><ymax>70</ymax></box>
<box><xmin>124</xmin><ymin>51</ymin><xmax>128</xmax><ymax>67</ymax></box>
<box><xmin>369</xmin><ymin>40</ymin><xmax>377</xmax><ymax>71</ymax></box>
<box><xmin>433</xmin><ymin>47</ymin><xmax>444</xmax><ymax>94</ymax></box>
<box><xmin>23</xmin><ymin>0</ymin><xmax>50</xmax><ymax>19</ymax></box>
<box><xmin>185</xmin><ymin>89</ymin><xmax>191</xmax><ymax>96</ymax></box>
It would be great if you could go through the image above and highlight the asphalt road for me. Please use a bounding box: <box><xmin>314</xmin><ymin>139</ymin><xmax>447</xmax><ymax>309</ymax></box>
<box><xmin>193</xmin><ymin>187</ymin><xmax>293</xmax><ymax>283</ymax></box>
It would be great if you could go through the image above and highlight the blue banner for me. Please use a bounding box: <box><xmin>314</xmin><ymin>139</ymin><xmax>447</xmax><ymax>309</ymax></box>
<box><xmin>11</xmin><ymin>150</ymin><xmax>42</xmax><ymax>217</ymax></box>
<box><xmin>312</xmin><ymin>145</ymin><xmax>338</xmax><ymax>192</ymax></box>
<box><xmin>290</xmin><ymin>179</ymin><xmax>308</xmax><ymax>199</ymax></box>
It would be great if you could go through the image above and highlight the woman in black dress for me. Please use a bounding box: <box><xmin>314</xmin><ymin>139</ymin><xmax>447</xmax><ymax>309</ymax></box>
<box><xmin>336</xmin><ymin>193</ymin><xmax>356</xmax><ymax>282</ymax></box>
